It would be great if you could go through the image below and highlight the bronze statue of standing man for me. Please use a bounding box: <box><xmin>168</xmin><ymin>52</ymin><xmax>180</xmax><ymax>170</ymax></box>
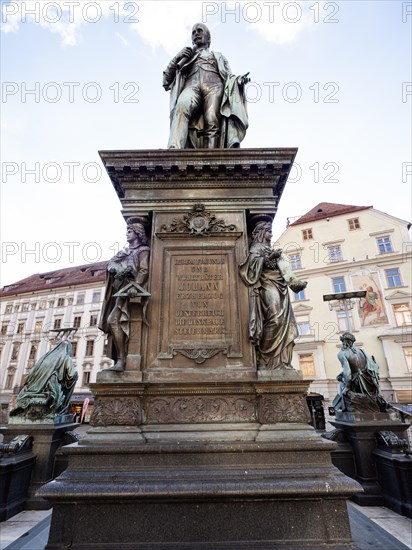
<box><xmin>163</xmin><ymin>23</ymin><xmax>250</xmax><ymax>149</ymax></box>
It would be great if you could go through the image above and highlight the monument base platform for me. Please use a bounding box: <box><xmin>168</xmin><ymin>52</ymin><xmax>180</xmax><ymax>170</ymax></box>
<box><xmin>39</xmin><ymin>426</ymin><xmax>360</xmax><ymax>549</ymax></box>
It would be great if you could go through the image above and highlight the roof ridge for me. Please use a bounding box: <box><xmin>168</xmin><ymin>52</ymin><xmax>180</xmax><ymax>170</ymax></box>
<box><xmin>289</xmin><ymin>203</ymin><xmax>372</xmax><ymax>226</ymax></box>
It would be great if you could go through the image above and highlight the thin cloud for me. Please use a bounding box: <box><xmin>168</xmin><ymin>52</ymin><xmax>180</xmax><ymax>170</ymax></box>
<box><xmin>1</xmin><ymin>0</ymin><xmax>316</xmax><ymax>48</ymax></box>
<box><xmin>129</xmin><ymin>1</ymin><xmax>205</xmax><ymax>56</ymax></box>
<box><xmin>115</xmin><ymin>32</ymin><xmax>131</xmax><ymax>47</ymax></box>
<box><xmin>240</xmin><ymin>0</ymin><xmax>321</xmax><ymax>45</ymax></box>
<box><xmin>1</xmin><ymin>1</ymin><xmax>130</xmax><ymax>46</ymax></box>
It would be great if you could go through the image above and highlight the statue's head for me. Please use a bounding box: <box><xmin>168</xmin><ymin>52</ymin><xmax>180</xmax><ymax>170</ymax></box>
<box><xmin>126</xmin><ymin>219</ymin><xmax>148</xmax><ymax>244</ymax></box>
<box><xmin>192</xmin><ymin>23</ymin><xmax>211</xmax><ymax>48</ymax></box>
<box><xmin>340</xmin><ymin>332</ymin><xmax>356</xmax><ymax>347</ymax></box>
<box><xmin>251</xmin><ymin>221</ymin><xmax>272</xmax><ymax>243</ymax></box>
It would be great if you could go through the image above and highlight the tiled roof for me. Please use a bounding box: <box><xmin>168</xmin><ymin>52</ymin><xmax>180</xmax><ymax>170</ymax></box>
<box><xmin>289</xmin><ymin>202</ymin><xmax>372</xmax><ymax>226</ymax></box>
<box><xmin>1</xmin><ymin>261</ymin><xmax>108</xmax><ymax>298</ymax></box>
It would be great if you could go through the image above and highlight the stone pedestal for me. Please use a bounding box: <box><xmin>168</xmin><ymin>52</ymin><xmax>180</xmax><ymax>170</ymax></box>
<box><xmin>39</xmin><ymin>149</ymin><xmax>361</xmax><ymax>548</ymax></box>
<box><xmin>0</xmin><ymin>436</ymin><xmax>36</xmax><ymax>521</ymax></box>
<box><xmin>331</xmin><ymin>411</ymin><xmax>410</xmax><ymax>506</ymax></box>
<box><xmin>1</xmin><ymin>422</ymin><xmax>77</xmax><ymax>510</ymax></box>
<box><xmin>373</xmin><ymin>447</ymin><xmax>412</xmax><ymax>518</ymax></box>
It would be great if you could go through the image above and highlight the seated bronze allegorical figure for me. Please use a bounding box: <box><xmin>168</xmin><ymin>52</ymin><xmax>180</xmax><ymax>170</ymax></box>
<box><xmin>332</xmin><ymin>332</ymin><xmax>390</xmax><ymax>413</ymax></box>
<box><xmin>9</xmin><ymin>329</ymin><xmax>78</xmax><ymax>422</ymax></box>
<box><xmin>163</xmin><ymin>22</ymin><xmax>250</xmax><ymax>149</ymax></box>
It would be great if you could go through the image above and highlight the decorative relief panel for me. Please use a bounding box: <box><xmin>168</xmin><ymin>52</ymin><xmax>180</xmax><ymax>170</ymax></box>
<box><xmin>172</xmin><ymin>348</ymin><xmax>227</xmax><ymax>365</ymax></box>
<box><xmin>90</xmin><ymin>397</ymin><xmax>141</xmax><ymax>427</ymax></box>
<box><xmin>145</xmin><ymin>396</ymin><xmax>255</xmax><ymax>424</ymax></box>
<box><xmin>160</xmin><ymin>204</ymin><xmax>237</xmax><ymax>236</ymax></box>
<box><xmin>258</xmin><ymin>394</ymin><xmax>309</xmax><ymax>424</ymax></box>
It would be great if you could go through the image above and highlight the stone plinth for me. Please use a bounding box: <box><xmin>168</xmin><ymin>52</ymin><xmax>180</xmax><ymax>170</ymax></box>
<box><xmin>0</xmin><ymin>446</ymin><xmax>36</xmax><ymax>521</ymax></box>
<box><xmin>1</xmin><ymin>422</ymin><xmax>77</xmax><ymax>510</ymax></box>
<box><xmin>373</xmin><ymin>447</ymin><xmax>412</xmax><ymax>518</ymax></box>
<box><xmin>39</xmin><ymin>149</ymin><xmax>361</xmax><ymax>548</ymax></box>
<box><xmin>331</xmin><ymin>411</ymin><xmax>410</xmax><ymax>506</ymax></box>
<box><xmin>41</xmin><ymin>435</ymin><xmax>359</xmax><ymax>550</ymax></box>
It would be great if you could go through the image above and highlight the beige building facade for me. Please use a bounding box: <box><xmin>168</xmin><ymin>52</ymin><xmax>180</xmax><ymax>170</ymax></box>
<box><xmin>275</xmin><ymin>202</ymin><xmax>412</xmax><ymax>415</ymax></box>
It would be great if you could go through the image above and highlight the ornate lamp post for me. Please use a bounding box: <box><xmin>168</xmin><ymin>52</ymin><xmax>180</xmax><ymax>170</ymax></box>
<box><xmin>323</xmin><ymin>291</ymin><xmax>366</xmax><ymax>332</ymax></box>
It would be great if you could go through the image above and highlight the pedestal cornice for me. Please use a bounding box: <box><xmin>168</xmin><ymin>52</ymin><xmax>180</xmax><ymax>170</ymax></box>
<box><xmin>99</xmin><ymin>147</ymin><xmax>297</xmax><ymax>202</ymax></box>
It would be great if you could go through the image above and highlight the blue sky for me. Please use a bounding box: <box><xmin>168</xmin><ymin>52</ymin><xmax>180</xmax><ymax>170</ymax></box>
<box><xmin>1</xmin><ymin>0</ymin><xmax>411</xmax><ymax>285</ymax></box>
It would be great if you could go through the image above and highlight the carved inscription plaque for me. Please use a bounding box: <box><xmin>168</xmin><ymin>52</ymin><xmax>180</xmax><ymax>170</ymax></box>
<box><xmin>173</xmin><ymin>255</ymin><xmax>225</xmax><ymax>340</ymax></box>
<box><xmin>158</xmin><ymin>247</ymin><xmax>242</xmax><ymax>364</ymax></box>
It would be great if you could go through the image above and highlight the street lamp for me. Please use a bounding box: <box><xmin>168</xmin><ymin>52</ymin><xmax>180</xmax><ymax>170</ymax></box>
<box><xmin>323</xmin><ymin>291</ymin><xmax>366</xmax><ymax>333</ymax></box>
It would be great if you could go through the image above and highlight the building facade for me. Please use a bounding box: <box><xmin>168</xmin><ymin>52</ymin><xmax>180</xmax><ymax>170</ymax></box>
<box><xmin>0</xmin><ymin>262</ymin><xmax>111</xmax><ymax>422</ymax></box>
<box><xmin>275</xmin><ymin>202</ymin><xmax>412</xmax><ymax>417</ymax></box>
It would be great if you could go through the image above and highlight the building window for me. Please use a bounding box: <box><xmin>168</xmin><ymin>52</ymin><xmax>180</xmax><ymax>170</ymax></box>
<box><xmin>393</xmin><ymin>304</ymin><xmax>412</xmax><ymax>326</ymax></box>
<box><xmin>34</xmin><ymin>320</ymin><xmax>43</xmax><ymax>333</ymax></box>
<box><xmin>293</xmin><ymin>289</ymin><xmax>306</xmax><ymax>301</ymax></box>
<box><xmin>385</xmin><ymin>268</ymin><xmax>402</xmax><ymax>288</ymax></box>
<box><xmin>5</xmin><ymin>304</ymin><xmax>13</xmax><ymax>314</ymax></box>
<box><xmin>11</xmin><ymin>343</ymin><xmax>20</xmax><ymax>361</ymax></box>
<box><xmin>5</xmin><ymin>372</ymin><xmax>15</xmax><ymax>389</ymax></box>
<box><xmin>403</xmin><ymin>347</ymin><xmax>412</xmax><ymax>372</ymax></box>
<box><xmin>289</xmin><ymin>253</ymin><xmax>302</xmax><ymax>270</ymax></box>
<box><xmin>71</xmin><ymin>341</ymin><xmax>78</xmax><ymax>357</ymax></box>
<box><xmin>85</xmin><ymin>340</ymin><xmax>94</xmax><ymax>356</ymax></box>
<box><xmin>103</xmin><ymin>339</ymin><xmax>108</xmax><ymax>356</ymax></box>
<box><xmin>31</xmin><ymin>303</ymin><xmax>36</xmax><ymax>310</ymax></box>
<box><xmin>39</xmin><ymin>301</ymin><xmax>47</xmax><ymax>310</ymax></box>
<box><xmin>302</xmin><ymin>228</ymin><xmax>313</xmax><ymax>240</ymax></box>
<box><xmin>89</xmin><ymin>315</ymin><xmax>98</xmax><ymax>327</ymax></box>
<box><xmin>73</xmin><ymin>316</ymin><xmax>82</xmax><ymax>328</ymax></box>
<box><xmin>16</xmin><ymin>323</ymin><xmax>25</xmax><ymax>334</ymax></box>
<box><xmin>92</xmin><ymin>291</ymin><xmax>101</xmax><ymax>303</ymax></box>
<box><xmin>82</xmin><ymin>371</ymin><xmax>91</xmax><ymax>386</ymax></box>
<box><xmin>54</xmin><ymin>318</ymin><xmax>62</xmax><ymax>329</ymax></box>
<box><xmin>327</xmin><ymin>244</ymin><xmax>343</xmax><ymax>263</ymax></box>
<box><xmin>76</xmin><ymin>294</ymin><xmax>85</xmax><ymax>305</ymax></box>
<box><xmin>337</xmin><ymin>311</ymin><xmax>353</xmax><ymax>333</ymax></box>
<box><xmin>377</xmin><ymin>236</ymin><xmax>393</xmax><ymax>254</ymax></box>
<box><xmin>57</xmin><ymin>297</ymin><xmax>65</xmax><ymax>307</ymax></box>
<box><xmin>348</xmin><ymin>217</ymin><xmax>360</xmax><ymax>231</ymax></box>
<box><xmin>48</xmin><ymin>300</ymin><xmax>54</xmax><ymax>308</ymax></box>
<box><xmin>29</xmin><ymin>344</ymin><xmax>38</xmax><ymax>360</ymax></box>
<box><xmin>299</xmin><ymin>354</ymin><xmax>316</xmax><ymax>376</ymax></box>
<box><xmin>1</xmin><ymin>324</ymin><xmax>8</xmax><ymax>336</ymax></box>
<box><xmin>332</xmin><ymin>277</ymin><xmax>346</xmax><ymax>293</ymax></box>
<box><xmin>296</xmin><ymin>316</ymin><xmax>311</xmax><ymax>336</ymax></box>
<box><xmin>22</xmin><ymin>303</ymin><xmax>30</xmax><ymax>312</ymax></box>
